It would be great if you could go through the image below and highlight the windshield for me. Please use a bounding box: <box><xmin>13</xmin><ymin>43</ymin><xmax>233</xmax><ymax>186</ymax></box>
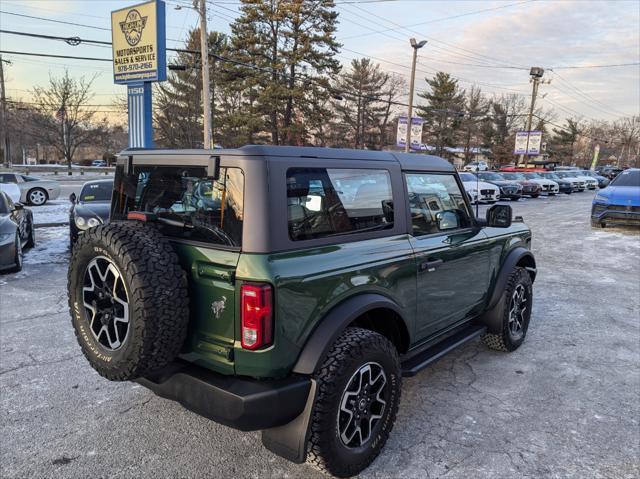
<box><xmin>112</xmin><ymin>165</ymin><xmax>244</xmax><ymax>247</ymax></box>
<box><xmin>610</xmin><ymin>169</ymin><xmax>640</xmax><ymax>187</ymax></box>
<box><xmin>524</xmin><ymin>172</ymin><xmax>541</xmax><ymax>179</ymax></box>
<box><xmin>502</xmin><ymin>173</ymin><xmax>526</xmax><ymax>180</ymax></box>
<box><xmin>477</xmin><ymin>172</ymin><xmax>503</xmax><ymax>181</ymax></box>
<box><xmin>541</xmin><ymin>172</ymin><xmax>560</xmax><ymax>180</ymax></box>
<box><xmin>458</xmin><ymin>173</ymin><xmax>477</xmax><ymax>182</ymax></box>
<box><xmin>556</xmin><ymin>172</ymin><xmax>575</xmax><ymax>178</ymax></box>
<box><xmin>80</xmin><ymin>182</ymin><xmax>113</xmax><ymax>202</ymax></box>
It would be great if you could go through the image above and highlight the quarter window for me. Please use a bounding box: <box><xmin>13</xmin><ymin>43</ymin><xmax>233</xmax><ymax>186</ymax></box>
<box><xmin>287</xmin><ymin>168</ymin><xmax>394</xmax><ymax>241</ymax></box>
<box><xmin>405</xmin><ymin>173</ymin><xmax>471</xmax><ymax>236</ymax></box>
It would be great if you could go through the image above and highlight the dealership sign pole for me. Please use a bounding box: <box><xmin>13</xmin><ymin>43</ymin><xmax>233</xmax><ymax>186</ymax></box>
<box><xmin>111</xmin><ymin>0</ymin><xmax>166</xmax><ymax>148</ymax></box>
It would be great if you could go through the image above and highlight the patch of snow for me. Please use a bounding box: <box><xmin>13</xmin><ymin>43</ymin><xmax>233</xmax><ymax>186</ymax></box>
<box><xmin>23</xmin><ymin>226</ymin><xmax>69</xmax><ymax>266</ymax></box>
<box><xmin>31</xmin><ymin>201</ymin><xmax>69</xmax><ymax>225</ymax></box>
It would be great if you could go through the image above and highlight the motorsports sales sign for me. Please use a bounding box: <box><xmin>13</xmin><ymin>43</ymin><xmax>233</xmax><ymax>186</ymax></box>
<box><xmin>111</xmin><ymin>0</ymin><xmax>166</xmax><ymax>84</ymax></box>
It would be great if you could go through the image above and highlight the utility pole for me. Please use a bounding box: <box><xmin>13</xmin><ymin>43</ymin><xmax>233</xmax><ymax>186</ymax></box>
<box><xmin>406</xmin><ymin>38</ymin><xmax>427</xmax><ymax>153</ymax></box>
<box><xmin>195</xmin><ymin>0</ymin><xmax>212</xmax><ymax>149</ymax></box>
<box><xmin>0</xmin><ymin>55</ymin><xmax>9</xmax><ymax>166</ymax></box>
<box><xmin>519</xmin><ymin>67</ymin><xmax>550</xmax><ymax>165</ymax></box>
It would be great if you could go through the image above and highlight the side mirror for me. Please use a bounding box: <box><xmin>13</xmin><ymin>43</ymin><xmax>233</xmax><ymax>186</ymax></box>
<box><xmin>436</xmin><ymin>210</ymin><xmax>460</xmax><ymax>231</ymax></box>
<box><xmin>69</xmin><ymin>192</ymin><xmax>77</xmax><ymax>203</ymax></box>
<box><xmin>486</xmin><ymin>204</ymin><xmax>512</xmax><ymax>228</ymax></box>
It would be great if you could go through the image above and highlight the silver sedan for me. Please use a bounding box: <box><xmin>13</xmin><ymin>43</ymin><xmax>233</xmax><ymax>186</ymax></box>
<box><xmin>0</xmin><ymin>172</ymin><xmax>61</xmax><ymax>206</ymax></box>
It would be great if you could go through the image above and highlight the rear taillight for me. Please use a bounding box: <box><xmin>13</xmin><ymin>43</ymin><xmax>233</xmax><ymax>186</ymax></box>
<box><xmin>240</xmin><ymin>283</ymin><xmax>273</xmax><ymax>350</ymax></box>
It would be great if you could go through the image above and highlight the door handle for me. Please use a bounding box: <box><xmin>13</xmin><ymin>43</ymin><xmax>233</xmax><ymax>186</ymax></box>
<box><xmin>419</xmin><ymin>259</ymin><xmax>443</xmax><ymax>272</ymax></box>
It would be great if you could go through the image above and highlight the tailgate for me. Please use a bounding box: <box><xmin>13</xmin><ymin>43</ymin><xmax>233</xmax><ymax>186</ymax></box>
<box><xmin>172</xmin><ymin>243</ymin><xmax>239</xmax><ymax>374</ymax></box>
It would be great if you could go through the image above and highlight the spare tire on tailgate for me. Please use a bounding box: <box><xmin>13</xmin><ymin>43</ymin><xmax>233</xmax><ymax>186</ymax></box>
<box><xmin>68</xmin><ymin>221</ymin><xmax>189</xmax><ymax>381</ymax></box>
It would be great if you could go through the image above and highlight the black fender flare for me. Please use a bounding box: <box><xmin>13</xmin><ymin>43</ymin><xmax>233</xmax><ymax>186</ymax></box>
<box><xmin>292</xmin><ymin>293</ymin><xmax>407</xmax><ymax>376</ymax></box>
<box><xmin>478</xmin><ymin>247</ymin><xmax>536</xmax><ymax>333</ymax></box>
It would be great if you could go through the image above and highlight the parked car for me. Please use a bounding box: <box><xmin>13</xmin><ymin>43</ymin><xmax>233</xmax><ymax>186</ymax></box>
<box><xmin>475</xmin><ymin>171</ymin><xmax>523</xmax><ymax>200</ymax></box>
<box><xmin>457</xmin><ymin>172</ymin><xmax>500</xmax><ymax>203</ymax></box>
<box><xmin>591</xmin><ymin>168</ymin><xmax>640</xmax><ymax>228</ymax></box>
<box><xmin>538</xmin><ymin>172</ymin><xmax>573</xmax><ymax>194</ymax></box>
<box><xmin>0</xmin><ymin>172</ymin><xmax>61</xmax><ymax>206</ymax></box>
<box><xmin>463</xmin><ymin>160</ymin><xmax>488</xmax><ymax>172</ymax></box>
<box><xmin>599</xmin><ymin>166</ymin><xmax>623</xmax><ymax>180</ymax></box>
<box><xmin>0</xmin><ymin>192</ymin><xmax>35</xmax><ymax>273</ymax></box>
<box><xmin>0</xmin><ymin>183</ymin><xmax>21</xmax><ymax>203</ymax></box>
<box><xmin>520</xmin><ymin>172</ymin><xmax>560</xmax><ymax>195</ymax></box>
<box><xmin>67</xmin><ymin>146</ymin><xmax>537</xmax><ymax>477</ymax></box>
<box><xmin>497</xmin><ymin>172</ymin><xmax>542</xmax><ymax>198</ymax></box>
<box><xmin>554</xmin><ymin>171</ymin><xmax>587</xmax><ymax>192</ymax></box>
<box><xmin>579</xmin><ymin>170</ymin><xmax>609</xmax><ymax>188</ymax></box>
<box><xmin>91</xmin><ymin>160</ymin><xmax>107</xmax><ymax>167</ymax></box>
<box><xmin>561</xmin><ymin>171</ymin><xmax>598</xmax><ymax>190</ymax></box>
<box><xmin>69</xmin><ymin>179</ymin><xmax>112</xmax><ymax>247</ymax></box>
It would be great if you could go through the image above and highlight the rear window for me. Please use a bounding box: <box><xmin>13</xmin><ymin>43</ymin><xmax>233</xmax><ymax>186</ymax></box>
<box><xmin>112</xmin><ymin>165</ymin><xmax>244</xmax><ymax>247</ymax></box>
<box><xmin>287</xmin><ymin>168</ymin><xmax>393</xmax><ymax>241</ymax></box>
<box><xmin>610</xmin><ymin>170</ymin><xmax>640</xmax><ymax>187</ymax></box>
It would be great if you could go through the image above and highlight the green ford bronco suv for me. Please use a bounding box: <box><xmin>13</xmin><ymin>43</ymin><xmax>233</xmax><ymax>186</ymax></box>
<box><xmin>68</xmin><ymin>146</ymin><xmax>536</xmax><ymax>477</ymax></box>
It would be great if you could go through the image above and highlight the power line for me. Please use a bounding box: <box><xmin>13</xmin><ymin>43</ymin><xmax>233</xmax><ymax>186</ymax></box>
<box><xmin>0</xmin><ymin>50</ymin><xmax>111</xmax><ymax>62</ymax></box>
<box><xmin>552</xmin><ymin>62</ymin><xmax>640</xmax><ymax>69</ymax></box>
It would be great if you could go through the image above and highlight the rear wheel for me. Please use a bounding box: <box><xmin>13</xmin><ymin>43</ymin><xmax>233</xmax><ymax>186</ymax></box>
<box><xmin>6</xmin><ymin>233</ymin><xmax>23</xmax><ymax>273</ymax></box>
<box><xmin>68</xmin><ymin>222</ymin><xmax>189</xmax><ymax>381</ymax></box>
<box><xmin>307</xmin><ymin>328</ymin><xmax>401</xmax><ymax>478</ymax></box>
<box><xmin>482</xmin><ymin>267</ymin><xmax>533</xmax><ymax>352</ymax></box>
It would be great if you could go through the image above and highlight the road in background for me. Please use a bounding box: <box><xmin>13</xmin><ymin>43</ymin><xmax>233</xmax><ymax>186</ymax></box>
<box><xmin>1</xmin><ymin>192</ymin><xmax>639</xmax><ymax>479</ymax></box>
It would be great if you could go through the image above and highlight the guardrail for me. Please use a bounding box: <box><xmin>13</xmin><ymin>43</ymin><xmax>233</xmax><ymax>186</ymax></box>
<box><xmin>1</xmin><ymin>164</ymin><xmax>115</xmax><ymax>176</ymax></box>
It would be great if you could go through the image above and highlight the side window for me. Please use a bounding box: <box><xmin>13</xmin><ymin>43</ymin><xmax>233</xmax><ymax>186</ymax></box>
<box><xmin>405</xmin><ymin>173</ymin><xmax>471</xmax><ymax>236</ymax></box>
<box><xmin>287</xmin><ymin>168</ymin><xmax>394</xmax><ymax>241</ymax></box>
<box><xmin>0</xmin><ymin>174</ymin><xmax>17</xmax><ymax>183</ymax></box>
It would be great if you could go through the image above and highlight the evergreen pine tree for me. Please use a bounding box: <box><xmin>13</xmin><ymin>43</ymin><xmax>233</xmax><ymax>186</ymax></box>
<box><xmin>416</xmin><ymin>72</ymin><xmax>465</xmax><ymax>157</ymax></box>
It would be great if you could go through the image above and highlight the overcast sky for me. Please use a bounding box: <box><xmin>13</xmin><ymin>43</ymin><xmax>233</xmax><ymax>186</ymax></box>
<box><xmin>1</xmin><ymin>0</ymin><xmax>638</xmax><ymax>123</ymax></box>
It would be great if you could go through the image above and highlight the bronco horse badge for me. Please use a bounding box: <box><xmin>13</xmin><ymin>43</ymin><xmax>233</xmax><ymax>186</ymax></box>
<box><xmin>211</xmin><ymin>296</ymin><xmax>227</xmax><ymax>319</ymax></box>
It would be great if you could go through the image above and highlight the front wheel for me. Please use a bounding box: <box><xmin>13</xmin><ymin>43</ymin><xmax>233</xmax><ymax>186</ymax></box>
<box><xmin>307</xmin><ymin>328</ymin><xmax>401</xmax><ymax>478</ymax></box>
<box><xmin>25</xmin><ymin>216</ymin><xmax>35</xmax><ymax>249</ymax></box>
<box><xmin>27</xmin><ymin>188</ymin><xmax>48</xmax><ymax>206</ymax></box>
<box><xmin>482</xmin><ymin>267</ymin><xmax>533</xmax><ymax>352</ymax></box>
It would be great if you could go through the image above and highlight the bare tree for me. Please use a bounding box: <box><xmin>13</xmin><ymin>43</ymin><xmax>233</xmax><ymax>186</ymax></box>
<box><xmin>31</xmin><ymin>70</ymin><xmax>99</xmax><ymax>174</ymax></box>
<box><xmin>614</xmin><ymin>116</ymin><xmax>639</xmax><ymax>167</ymax></box>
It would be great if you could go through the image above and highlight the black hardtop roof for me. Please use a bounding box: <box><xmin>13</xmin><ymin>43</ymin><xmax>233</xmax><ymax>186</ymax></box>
<box><xmin>121</xmin><ymin>145</ymin><xmax>454</xmax><ymax>172</ymax></box>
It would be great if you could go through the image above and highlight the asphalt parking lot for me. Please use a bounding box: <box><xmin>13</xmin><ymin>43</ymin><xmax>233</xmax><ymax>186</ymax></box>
<box><xmin>1</xmin><ymin>191</ymin><xmax>639</xmax><ymax>478</ymax></box>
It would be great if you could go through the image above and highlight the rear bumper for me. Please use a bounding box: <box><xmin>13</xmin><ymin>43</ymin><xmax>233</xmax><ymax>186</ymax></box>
<box><xmin>136</xmin><ymin>361</ymin><xmax>311</xmax><ymax>431</ymax></box>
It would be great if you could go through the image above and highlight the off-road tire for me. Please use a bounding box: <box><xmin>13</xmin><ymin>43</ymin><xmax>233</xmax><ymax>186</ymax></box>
<box><xmin>481</xmin><ymin>267</ymin><xmax>533</xmax><ymax>352</ymax></box>
<box><xmin>68</xmin><ymin>221</ymin><xmax>189</xmax><ymax>381</ymax></box>
<box><xmin>307</xmin><ymin>327</ymin><xmax>401</xmax><ymax>478</ymax></box>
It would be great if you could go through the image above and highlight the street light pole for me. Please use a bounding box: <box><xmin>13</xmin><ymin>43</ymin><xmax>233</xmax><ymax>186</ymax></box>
<box><xmin>195</xmin><ymin>0</ymin><xmax>212</xmax><ymax>149</ymax></box>
<box><xmin>406</xmin><ymin>38</ymin><xmax>427</xmax><ymax>153</ymax></box>
<box><xmin>519</xmin><ymin>66</ymin><xmax>549</xmax><ymax>165</ymax></box>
